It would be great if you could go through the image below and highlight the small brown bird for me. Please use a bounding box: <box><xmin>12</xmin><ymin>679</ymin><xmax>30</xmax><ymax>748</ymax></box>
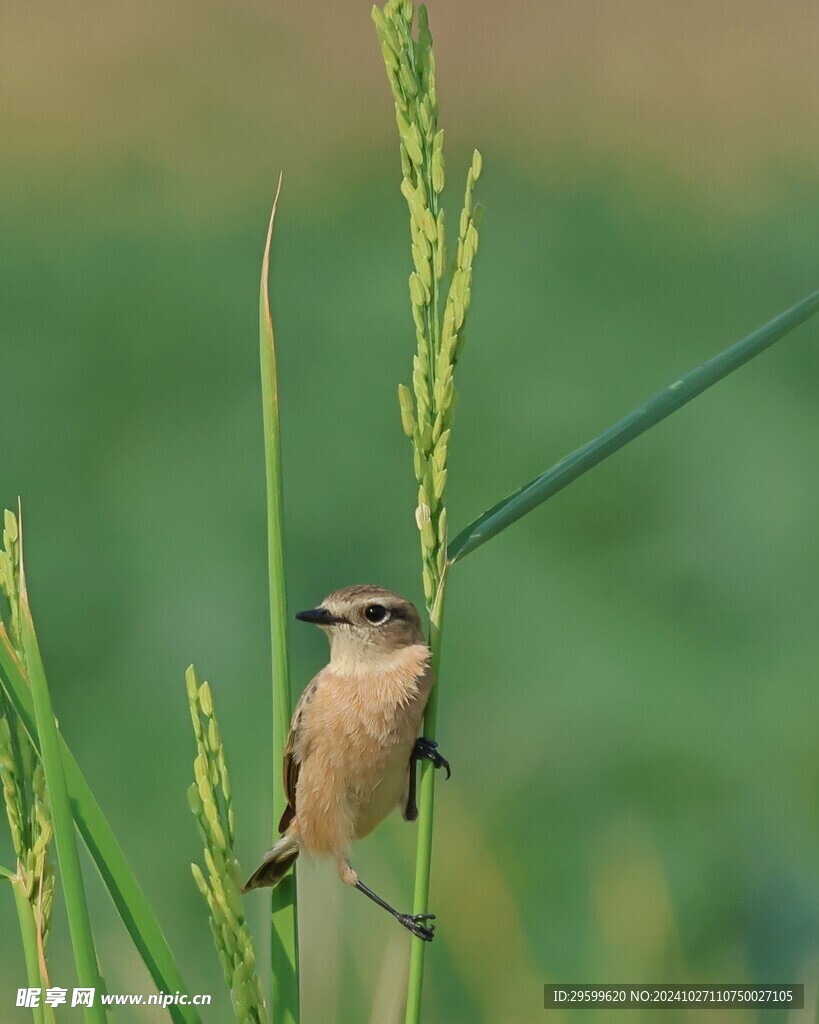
<box><xmin>243</xmin><ymin>585</ymin><xmax>450</xmax><ymax>940</ymax></box>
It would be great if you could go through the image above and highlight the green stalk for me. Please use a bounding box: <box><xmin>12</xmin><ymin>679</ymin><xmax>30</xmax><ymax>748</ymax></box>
<box><xmin>11</xmin><ymin>875</ymin><xmax>46</xmax><ymax>1024</ymax></box>
<box><xmin>259</xmin><ymin>179</ymin><xmax>300</xmax><ymax>1023</ymax></box>
<box><xmin>405</xmin><ymin>576</ymin><xmax>447</xmax><ymax>1024</ymax></box>
<box><xmin>448</xmin><ymin>289</ymin><xmax>819</xmax><ymax>563</ymax></box>
<box><xmin>0</xmin><ymin>627</ymin><xmax>202</xmax><ymax>1024</ymax></box>
<box><xmin>17</xmin><ymin>529</ymin><xmax>106</xmax><ymax>1024</ymax></box>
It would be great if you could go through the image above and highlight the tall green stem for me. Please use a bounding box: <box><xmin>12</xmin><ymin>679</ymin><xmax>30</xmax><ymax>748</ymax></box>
<box><xmin>259</xmin><ymin>179</ymin><xmax>300</xmax><ymax>1024</ymax></box>
<box><xmin>405</xmin><ymin>575</ymin><xmax>447</xmax><ymax>1024</ymax></box>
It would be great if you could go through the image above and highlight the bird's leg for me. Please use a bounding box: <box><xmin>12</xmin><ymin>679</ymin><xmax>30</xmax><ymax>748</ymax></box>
<box><xmin>404</xmin><ymin>755</ymin><xmax>419</xmax><ymax>822</ymax></box>
<box><xmin>405</xmin><ymin>736</ymin><xmax>451</xmax><ymax>820</ymax></box>
<box><xmin>354</xmin><ymin>879</ymin><xmax>436</xmax><ymax>941</ymax></box>
<box><xmin>338</xmin><ymin>857</ymin><xmax>436</xmax><ymax>941</ymax></box>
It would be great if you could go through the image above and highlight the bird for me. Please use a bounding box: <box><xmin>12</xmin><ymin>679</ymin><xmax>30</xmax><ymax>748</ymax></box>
<box><xmin>243</xmin><ymin>584</ymin><xmax>451</xmax><ymax>941</ymax></box>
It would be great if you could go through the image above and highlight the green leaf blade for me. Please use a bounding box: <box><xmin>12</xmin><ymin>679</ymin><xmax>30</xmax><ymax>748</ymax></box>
<box><xmin>259</xmin><ymin>179</ymin><xmax>301</xmax><ymax>1023</ymax></box>
<box><xmin>448</xmin><ymin>289</ymin><xmax>819</xmax><ymax>564</ymax></box>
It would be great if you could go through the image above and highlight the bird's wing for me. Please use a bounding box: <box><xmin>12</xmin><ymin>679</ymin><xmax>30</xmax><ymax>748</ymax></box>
<box><xmin>278</xmin><ymin>672</ymin><xmax>321</xmax><ymax>833</ymax></box>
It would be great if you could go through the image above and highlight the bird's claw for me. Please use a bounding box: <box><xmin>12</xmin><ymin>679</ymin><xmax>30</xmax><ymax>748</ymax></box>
<box><xmin>397</xmin><ymin>912</ymin><xmax>436</xmax><ymax>941</ymax></box>
<box><xmin>414</xmin><ymin>737</ymin><xmax>451</xmax><ymax>779</ymax></box>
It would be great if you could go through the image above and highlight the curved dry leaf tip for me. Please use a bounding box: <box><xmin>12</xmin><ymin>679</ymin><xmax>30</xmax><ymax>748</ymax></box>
<box><xmin>261</xmin><ymin>172</ymin><xmax>284</xmax><ymax>339</ymax></box>
<box><xmin>262</xmin><ymin>171</ymin><xmax>284</xmax><ymax>276</ymax></box>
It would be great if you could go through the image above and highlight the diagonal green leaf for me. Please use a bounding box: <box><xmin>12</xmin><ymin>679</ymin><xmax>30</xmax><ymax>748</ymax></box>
<box><xmin>259</xmin><ymin>177</ymin><xmax>300</xmax><ymax>1022</ymax></box>
<box><xmin>448</xmin><ymin>289</ymin><xmax>819</xmax><ymax>563</ymax></box>
<box><xmin>0</xmin><ymin>626</ymin><xmax>202</xmax><ymax>1024</ymax></box>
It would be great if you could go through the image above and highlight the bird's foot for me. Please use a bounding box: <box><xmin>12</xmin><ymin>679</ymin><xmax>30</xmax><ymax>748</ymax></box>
<box><xmin>414</xmin><ymin>737</ymin><xmax>451</xmax><ymax>779</ymax></box>
<box><xmin>396</xmin><ymin>912</ymin><xmax>436</xmax><ymax>941</ymax></box>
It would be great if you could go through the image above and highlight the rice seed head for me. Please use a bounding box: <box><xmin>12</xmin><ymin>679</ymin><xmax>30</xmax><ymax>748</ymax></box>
<box><xmin>186</xmin><ymin>667</ymin><xmax>269</xmax><ymax>1024</ymax></box>
<box><xmin>374</xmin><ymin>1</ymin><xmax>483</xmax><ymax>610</ymax></box>
<box><xmin>398</xmin><ymin>384</ymin><xmax>416</xmax><ymax>437</ymax></box>
<box><xmin>1</xmin><ymin>509</ymin><xmax>22</xmax><ymax>651</ymax></box>
<box><xmin>0</xmin><ymin>511</ymin><xmax>56</xmax><ymax>944</ymax></box>
<box><xmin>191</xmin><ymin>863</ymin><xmax>208</xmax><ymax>898</ymax></box>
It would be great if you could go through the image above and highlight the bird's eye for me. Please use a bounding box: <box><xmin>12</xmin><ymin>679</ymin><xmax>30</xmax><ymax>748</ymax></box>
<box><xmin>364</xmin><ymin>603</ymin><xmax>389</xmax><ymax>624</ymax></box>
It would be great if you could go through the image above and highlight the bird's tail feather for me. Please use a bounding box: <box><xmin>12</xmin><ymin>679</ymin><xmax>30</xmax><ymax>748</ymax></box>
<box><xmin>242</xmin><ymin>834</ymin><xmax>300</xmax><ymax>892</ymax></box>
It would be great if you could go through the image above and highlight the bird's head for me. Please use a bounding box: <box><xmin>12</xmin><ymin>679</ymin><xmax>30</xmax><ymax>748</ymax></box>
<box><xmin>295</xmin><ymin>585</ymin><xmax>426</xmax><ymax>665</ymax></box>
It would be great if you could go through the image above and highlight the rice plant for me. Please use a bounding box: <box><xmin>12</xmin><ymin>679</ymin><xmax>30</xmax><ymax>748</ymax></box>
<box><xmin>371</xmin><ymin>1</ymin><xmax>484</xmax><ymax>1016</ymax></box>
<box><xmin>0</xmin><ymin>510</ymin><xmax>55</xmax><ymax>1021</ymax></box>
<box><xmin>0</xmin><ymin>509</ymin><xmax>106</xmax><ymax>1024</ymax></box>
<box><xmin>372</xmin><ymin>2</ymin><xmax>819</xmax><ymax>1021</ymax></box>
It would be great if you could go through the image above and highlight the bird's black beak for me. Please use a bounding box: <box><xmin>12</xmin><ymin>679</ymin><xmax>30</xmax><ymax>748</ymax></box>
<box><xmin>295</xmin><ymin>607</ymin><xmax>340</xmax><ymax>626</ymax></box>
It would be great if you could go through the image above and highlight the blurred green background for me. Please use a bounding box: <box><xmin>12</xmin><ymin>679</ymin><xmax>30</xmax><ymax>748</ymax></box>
<box><xmin>1</xmin><ymin>1</ymin><xmax>817</xmax><ymax>1021</ymax></box>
